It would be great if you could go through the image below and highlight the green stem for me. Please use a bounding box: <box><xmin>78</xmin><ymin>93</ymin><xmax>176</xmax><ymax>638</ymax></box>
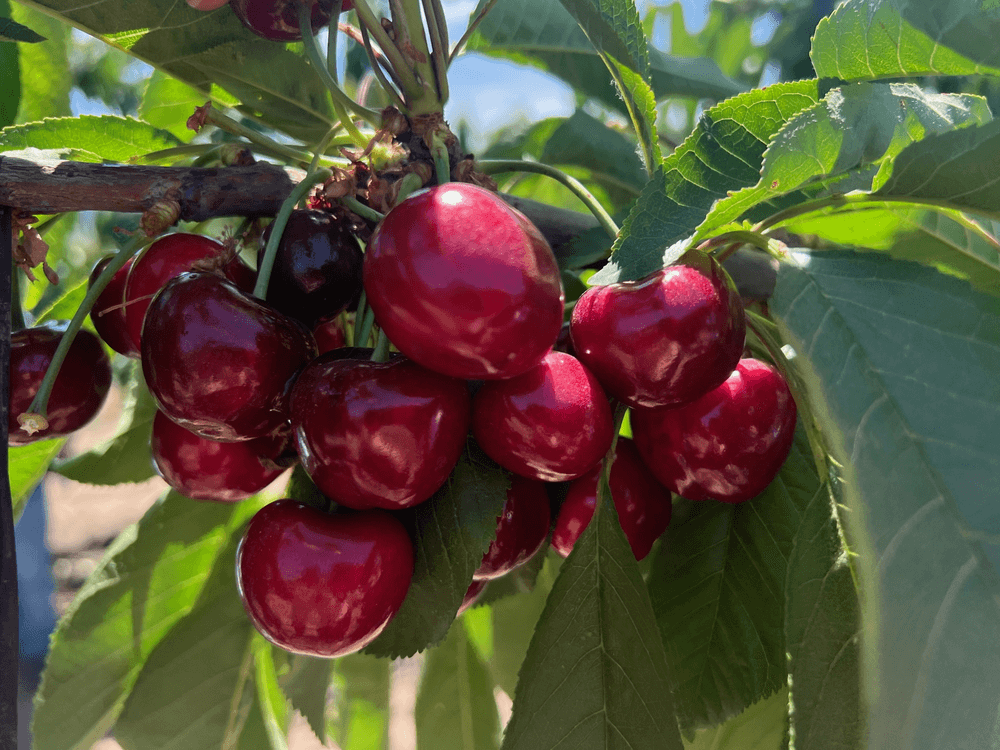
<box><xmin>298</xmin><ymin>2</ymin><xmax>381</xmax><ymax>130</ymax></box>
<box><xmin>430</xmin><ymin>133</ymin><xmax>451</xmax><ymax>184</ymax></box>
<box><xmin>252</xmin><ymin>635</ymin><xmax>289</xmax><ymax>750</ymax></box>
<box><xmin>394</xmin><ymin>171</ymin><xmax>424</xmax><ymax>205</ymax></box>
<box><xmin>351</xmin><ymin>0</ymin><xmax>423</xmax><ymax>101</ymax></box>
<box><xmin>204</xmin><ymin>107</ymin><xmax>317</xmax><ymax>165</ymax></box>
<box><xmin>595</xmin><ymin>401</ymin><xmax>628</xmax><ymax>514</ymax></box>
<box><xmin>10</xmin><ymin>261</ymin><xmax>25</xmax><ymax>331</ymax></box>
<box><xmin>477</xmin><ymin>159</ymin><xmax>619</xmax><ymax>240</ymax></box>
<box><xmin>359</xmin><ymin>22</ymin><xmax>407</xmax><ymax>109</ymax></box>
<box><xmin>350</xmin><ymin>289</ymin><xmax>367</xmax><ymax>347</ymax></box>
<box><xmin>327</xmin><ymin>0</ymin><xmax>342</xmax><ymax>81</ymax></box>
<box><xmin>137</xmin><ymin>143</ymin><xmax>220</xmax><ymax>164</ymax></box>
<box><xmin>254</xmin><ymin>169</ymin><xmax>333</xmax><ymax>300</ymax></box>
<box><xmin>752</xmin><ymin>193</ymin><xmax>861</xmax><ymax>233</ymax></box>
<box><xmin>696</xmin><ymin>230</ymin><xmax>787</xmax><ymax>260</ymax></box>
<box><xmin>354</xmin><ymin>304</ymin><xmax>376</xmax><ymax>348</ymax></box>
<box><xmin>419</xmin><ymin>0</ymin><xmax>449</xmax><ymax>103</ymax></box>
<box><xmin>370</xmin><ymin>328</ymin><xmax>391</xmax><ymax>362</ymax></box>
<box><xmin>23</xmin><ymin>233</ymin><xmax>154</xmax><ymax>428</ymax></box>
<box><xmin>340</xmin><ymin>196</ymin><xmax>385</xmax><ymax>224</ymax></box>
<box><xmin>449</xmin><ymin>0</ymin><xmax>498</xmax><ymax>65</ymax></box>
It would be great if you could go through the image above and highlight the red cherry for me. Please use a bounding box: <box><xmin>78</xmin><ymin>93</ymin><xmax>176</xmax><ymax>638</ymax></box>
<box><xmin>8</xmin><ymin>323</ymin><xmax>112</xmax><ymax>445</ymax></box>
<box><xmin>631</xmin><ymin>358</ymin><xmax>797</xmax><ymax>504</ymax></box>
<box><xmin>89</xmin><ymin>255</ymin><xmax>139</xmax><ymax>358</ymax></box>
<box><xmin>312</xmin><ymin>317</ymin><xmax>346</xmax><ymax>354</ymax></box>
<box><xmin>151</xmin><ymin>411</ymin><xmax>288</xmax><ymax>502</ymax></box>
<box><xmin>290</xmin><ymin>352</ymin><xmax>471</xmax><ymax>510</ymax></box>
<box><xmin>364</xmin><ymin>184</ymin><xmax>564</xmax><ymax>380</ymax></box>
<box><xmin>472</xmin><ymin>351</ymin><xmax>613</xmax><ymax>482</ymax></box>
<box><xmin>124</xmin><ymin>233</ymin><xmax>246</xmax><ymax>354</ymax></box>
<box><xmin>229</xmin><ymin>0</ymin><xmax>340</xmax><ymax>41</ymax></box>
<box><xmin>474</xmin><ymin>476</ymin><xmax>550</xmax><ymax>580</ymax></box>
<box><xmin>570</xmin><ymin>252</ymin><xmax>745</xmax><ymax>408</ymax></box>
<box><xmin>259</xmin><ymin>209</ymin><xmax>363</xmax><ymax>326</ymax></box>
<box><xmin>142</xmin><ymin>272</ymin><xmax>317</xmax><ymax>442</ymax></box>
<box><xmin>551</xmin><ymin>439</ymin><xmax>672</xmax><ymax>561</ymax></box>
<box><xmin>237</xmin><ymin>499</ymin><xmax>413</xmax><ymax>657</ymax></box>
<box><xmin>458</xmin><ymin>579</ymin><xmax>488</xmax><ymax>615</ymax></box>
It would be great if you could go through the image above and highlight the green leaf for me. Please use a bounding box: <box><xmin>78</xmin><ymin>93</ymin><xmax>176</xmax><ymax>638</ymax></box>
<box><xmin>115</xmin><ymin>523</ymin><xmax>260</xmax><ymax>750</ymax></box>
<box><xmin>416</xmin><ymin>623</ymin><xmax>501</xmax><ymax>750</ymax></box>
<box><xmin>0</xmin><ymin>115</ymin><xmax>180</xmax><ymax>162</ymax></box>
<box><xmin>331</xmin><ymin>654</ymin><xmax>390</xmax><ymax>750</ymax></box>
<box><xmin>874</xmin><ymin>118</ymin><xmax>1000</xmax><ymax>219</ymax></box>
<box><xmin>15</xmin><ymin>0</ymin><xmax>335</xmax><ymax>141</ymax></box>
<box><xmin>556</xmin><ymin>0</ymin><xmax>647</xmax><ymax>76</ymax></box>
<box><xmin>646</xmin><ymin>431</ymin><xmax>818</xmax><ymax>730</ymax></box>
<box><xmin>0</xmin><ymin>13</ymin><xmax>44</xmax><ymax>42</ymax></box>
<box><xmin>252</xmin><ymin>638</ymin><xmax>290</xmax><ymax>750</ymax></box>
<box><xmin>280</xmin><ymin>654</ymin><xmax>333</xmax><ymax>744</ymax></box>
<box><xmin>0</xmin><ymin>3</ymin><xmax>21</xmax><ymax>128</ymax></box>
<box><xmin>364</xmin><ymin>446</ymin><xmax>511</xmax><ymax>659</ymax></box>
<box><xmin>785</xmin><ymin>473</ymin><xmax>864</xmax><ymax>750</ymax></box>
<box><xmin>53</xmin><ymin>377</ymin><xmax>158</xmax><ymax>486</ymax></box>
<box><xmin>501</xmin><ymin>485</ymin><xmax>683</xmax><ymax>750</ymax></box>
<box><xmin>683</xmin><ymin>689</ymin><xmax>788</xmax><ymax>750</ymax></box>
<box><xmin>695</xmin><ymin>83</ymin><xmax>991</xmax><ymax>242</ymax></box>
<box><xmin>591</xmin><ymin>80</ymin><xmax>820</xmax><ymax>285</ymax></box>
<box><xmin>139</xmin><ymin>71</ymin><xmax>205</xmax><ymax>142</ymax></box>
<box><xmin>12</xmin><ymin>4</ymin><xmax>70</xmax><ymax>122</ymax></box>
<box><xmin>811</xmin><ymin>0</ymin><xmax>1000</xmax><ymax>82</ymax></box>
<box><xmin>34</xmin><ymin>278</ymin><xmax>89</xmax><ymax>325</ymax></box>
<box><xmin>541</xmin><ymin>109</ymin><xmax>646</xmax><ymax>195</ymax></box>
<box><xmin>8</xmin><ymin>438</ymin><xmax>63</xmax><ymax>519</ymax></box>
<box><xmin>770</xmin><ymin>248</ymin><xmax>1000</xmax><ymax>750</ymax></box>
<box><xmin>32</xmin><ymin>492</ymin><xmax>263</xmax><ymax>750</ymax></box>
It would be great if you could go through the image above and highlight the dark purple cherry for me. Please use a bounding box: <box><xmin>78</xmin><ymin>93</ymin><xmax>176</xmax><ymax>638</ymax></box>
<box><xmin>551</xmin><ymin>438</ymin><xmax>671</xmax><ymax>561</ymax></box>
<box><xmin>9</xmin><ymin>323</ymin><xmax>112</xmax><ymax>445</ymax></box>
<box><xmin>89</xmin><ymin>255</ymin><xmax>138</xmax><ymax>358</ymax></box>
<box><xmin>472</xmin><ymin>351</ymin><xmax>613</xmax><ymax>482</ymax></box>
<box><xmin>259</xmin><ymin>210</ymin><xmax>364</xmax><ymax>327</ymax></box>
<box><xmin>474</xmin><ymin>476</ymin><xmax>550</xmax><ymax>580</ymax></box>
<box><xmin>290</xmin><ymin>352</ymin><xmax>471</xmax><ymax>510</ymax></box>
<box><xmin>229</xmin><ymin>0</ymin><xmax>340</xmax><ymax>41</ymax></box>
<box><xmin>571</xmin><ymin>252</ymin><xmax>745</xmax><ymax>408</ymax></box>
<box><xmin>631</xmin><ymin>358</ymin><xmax>797</xmax><ymax>504</ymax></box>
<box><xmin>142</xmin><ymin>272</ymin><xmax>317</xmax><ymax>442</ymax></box>
<box><xmin>364</xmin><ymin>183</ymin><xmax>564</xmax><ymax>380</ymax></box>
<box><xmin>151</xmin><ymin>411</ymin><xmax>289</xmax><ymax>502</ymax></box>
<box><xmin>237</xmin><ymin>499</ymin><xmax>413</xmax><ymax>657</ymax></box>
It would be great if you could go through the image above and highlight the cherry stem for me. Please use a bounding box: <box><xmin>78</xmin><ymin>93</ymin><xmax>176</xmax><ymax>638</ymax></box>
<box><xmin>420</xmin><ymin>0</ymin><xmax>449</xmax><ymax>103</ymax></box>
<box><xmin>354</xmin><ymin>303</ymin><xmax>376</xmax><ymax>348</ymax></box>
<box><xmin>25</xmin><ymin>232</ymin><xmax>155</xmax><ymax>421</ymax></box>
<box><xmin>327</xmin><ymin>0</ymin><xmax>343</xmax><ymax>81</ymax></box>
<box><xmin>594</xmin><ymin>401</ymin><xmax>628</xmax><ymax>515</ymax></box>
<box><xmin>351</xmin><ymin>289</ymin><xmax>368</xmax><ymax>346</ymax></box>
<box><xmin>351</xmin><ymin>0</ymin><xmax>423</xmax><ymax>102</ymax></box>
<box><xmin>297</xmin><ymin>2</ymin><xmax>380</xmax><ymax>133</ymax></box>
<box><xmin>393</xmin><ymin>171</ymin><xmax>424</xmax><ymax>206</ymax></box>
<box><xmin>136</xmin><ymin>143</ymin><xmax>220</xmax><ymax>164</ymax></box>
<box><xmin>202</xmin><ymin>107</ymin><xmax>323</xmax><ymax>166</ymax></box>
<box><xmin>370</xmin><ymin>328</ymin><xmax>391</xmax><ymax>362</ymax></box>
<box><xmin>254</xmin><ymin>168</ymin><xmax>333</xmax><ymax>300</ymax></box>
<box><xmin>430</xmin><ymin>133</ymin><xmax>451</xmax><ymax>184</ymax></box>
<box><xmin>477</xmin><ymin>159</ymin><xmax>619</xmax><ymax>241</ymax></box>
<box><xmin>696</xmin><ymin>229</ymin><xmax>787</xmax><ymax>260</ymax></box>
<box><xmin>358</xmin><ymin>21</ymin><xmax>407</xmax><ymax>110</ymax></box>
<box><xmin>10</xmin><ymin>260</ymin><xmax>25</xmax><ymax>332</ymax></box>
<box><xmin>339</xmin><ymin>196</ymin><xmax>385</xmax><ymax>224</ymax></box>
<box><xmin>449</xmin><ymin>0</ymin><xmax>498</xmax><ymax>65</ymax></box>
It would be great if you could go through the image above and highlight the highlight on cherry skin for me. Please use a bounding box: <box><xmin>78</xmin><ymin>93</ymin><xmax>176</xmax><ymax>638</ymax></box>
<box><xmin>237</xmin><ymin>499</ymin><xmax>414</xmax><ymax>658</ymax></box>
<box><xmin>474</xmin><ymin>476</ymin><xmax>551</xmax><ymax>580</ymax></box>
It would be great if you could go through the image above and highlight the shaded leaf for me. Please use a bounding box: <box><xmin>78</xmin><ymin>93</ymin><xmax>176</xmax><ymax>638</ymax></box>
<box><xmin>771</xmin><ymin>248</ymin><xmax>1000</xmax><ymax>750</ymax></box>
<box><xmin>8</xmin><ymin>438</ymin><xmax>62</xmax><ymax>520</ymax></box>
<box><xmin>331</xmin><ymin>653</ymin><xmax>390</xmax><ymax>750</ymax></box>
<box><xmin>541</xmin><ymin>109</ymin><xmax>646</xmax><ymax>195</ymax></box>
<box><xmin>281</xmin><ymin>654</ymin><xmax>333</xmax><ymax>744</ymax></box>
<box><xmin>0</xmin><ymin>2</ymin><xmax>20</xmax><ymax>129</ymax></box>
<box><xmin>683</xmin><ymin>688</ymin><xmax>788</xmax><ymax>750</ymax></box>
<box><xmin>0</xmin><ymin>14</ymin><xmax>44</xmax><ymax>43</ymax></box>
<box><xmin>0</xmin><ymin>115</ymin><xmax>180</xmax><ymax>162</ymax></box>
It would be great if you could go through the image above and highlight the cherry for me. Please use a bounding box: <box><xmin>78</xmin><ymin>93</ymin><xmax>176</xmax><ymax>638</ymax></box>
<box><xmin>631</xmin><ymin>358</ymin><xmax>797</xmax><ymax>504</ymax></box>
<box><xmin>290</xmin><ymin>351</ymin><xmax>471</xmax><ymax>510</ymax></box>
<box><xmin>458</xmin><ymin>580</ymin><xmax>488</xmax><ymax>615</ymax></box>
<box><xmin>364</xmin><ymin>183</ymin><xmax>564</xmax><ymax>380</ymax></box>
<box><xmin>472</xmin><ymin>351</ymin><xmax>614</xmax><ymax>482</ymax></box>
<box><xmin>570</xmin><ymin>252</ymin><xmax>745</xmax><ymax>409</ymax></box>
<box><xmin>237</xmin><ymin>499</ymin><xmax>413</xmax><ymax>657</ymax></box>
<box><xmin>89</xmin><ymin>255</ymin><xmax>139</xmax><ymax>358</ymax></box>
<box><xmin>8</xmin><ymin>323</ymin><xmax>112</xmax><ymax>445</ymax></box>
<box><xmin>124</xmin><ymin>233</ymin><xmax>250</xmax><ymax>354</ymax></box>
<box><xmin>151</xmin><ymin>411</ymin><xmax>289</xmax><ymax>502</ymax></box>
<box><xmin>312</xmin><ymin>317</ymin><xmax>346</xmax><ymax>354</ymax></box>
<box><xmin>259</xmin><ymin>210</ymin><xmax>364</xmax><ymax>327</ymax></box>
<box><xmin>142</xmin><ymin>272</ymin><xmax>317</xmax><ymax>442</ymax></box>
<box><xmin>551</xmin><ymin>438</ymin><xmax>671</xmax><ymax>561</ymax></box>
<box><xmin>474</xmin><ymin>476</ymin><xmax>550</xmax><ymax>580</ymax></box>
<box><xmin>229</xmin><ymin>0</ymin><xmax>346</xmax><ymax>42</ymax></box>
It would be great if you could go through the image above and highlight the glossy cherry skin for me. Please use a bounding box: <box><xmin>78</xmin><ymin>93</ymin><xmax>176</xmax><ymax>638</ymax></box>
<box><xmin>290</xmin><ymin>352</ymin><xmax>471</xmax><ymax>510</ymax></box>
<box><xmin>237</xmin><ymin>499</ymin><xmax>413</xmax><ymax>657</ymax></box>
<box><xmin>474</xmin><ymin>476</ymin><xmax>550</xmax><ymax>580</ymax></box>
<box><xmin>259</xmin><ymin>210</ymin><xmax>364</xmax><ymax>327</ymax></box>
<box><xmin>472</xmin><ymin>351</ymin><xmax>614</xmax><ymax>482</ymax></box>
<box><xmin>551</xmin><ymin>438</ymin><xmax>671</xmax><ymax>561</ymax></box>
<box><xmin>124</xmin><ymin>233</ymin><xmax>248</xmax><ymax>354</ymax></box>
<box><xmin>89</xmin><ymin>255</ymin><xmax>139</xmax><ymax>357</ymax></box>
<box><xmin>312</xmin><ymin>317</ymin><xmax>346</xmax><ymax>354</ymax></box>
<box><xmin>631</xmin><ymin>358</ymin><xmax>797</xmax><ymax>504</ymax></box>
<box><xmin>229</xmin><ymin>0</ymin><xmax>342</xmax><ymax>41</ymax></box>
<box><xmin>9</xmin><ymin>323</ymin><xmax>112</xmax><ymax>445</ymax></box>
<box><xmin>142</xmin><ymin>272</ymin><xmax>318</xmax><ymax>442</ymax></box>
<box><xmin>571</xmin><ymin>252</ymin><xmax>746</xmax><ymax>409</ymax></box>
<box><xmin>364</xmin><ymin>184</ymin><xmax>564</xmax><ymax>380</ymax></box>
<box><xmin>151</xmin><ymin>411</ymin><xmax>288</xmax><ymax>502</ymax></box>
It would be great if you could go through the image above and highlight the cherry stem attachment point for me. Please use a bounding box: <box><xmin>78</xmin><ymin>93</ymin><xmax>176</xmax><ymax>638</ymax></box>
<box><xmin>339</xmin><ymin>196</ymin><xmax>385</xmax><ymax>224</ymax></box>
<box><xmin>24</xmin><ymin>231</ymin><xmax>156</xmax><ymax>422</ymax></box>
<box><xmin>477</xmin><ymin>159</ymin><xmax>619</xmax><ymax>241</ymax></box>
<box><xmin>254</xmin><ymin>168</ymin><xmax>333</xmax><ymax>300</ymax></box>
<box><xmin>393</xmin><ymin>171</ymin><xmax>424</xmax><ymax>206</ymax></box>
<box><xmin>430</xmin><ymin>133</ymin><xmax>451</xmax><ymax>185</ymax></box>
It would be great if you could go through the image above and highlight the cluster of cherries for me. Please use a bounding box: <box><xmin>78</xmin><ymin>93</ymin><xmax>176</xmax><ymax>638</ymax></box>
<box><xmin>8</xmin><ymin>182</ymin><xmax>797</xmax><ymax>659</ymax></box>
